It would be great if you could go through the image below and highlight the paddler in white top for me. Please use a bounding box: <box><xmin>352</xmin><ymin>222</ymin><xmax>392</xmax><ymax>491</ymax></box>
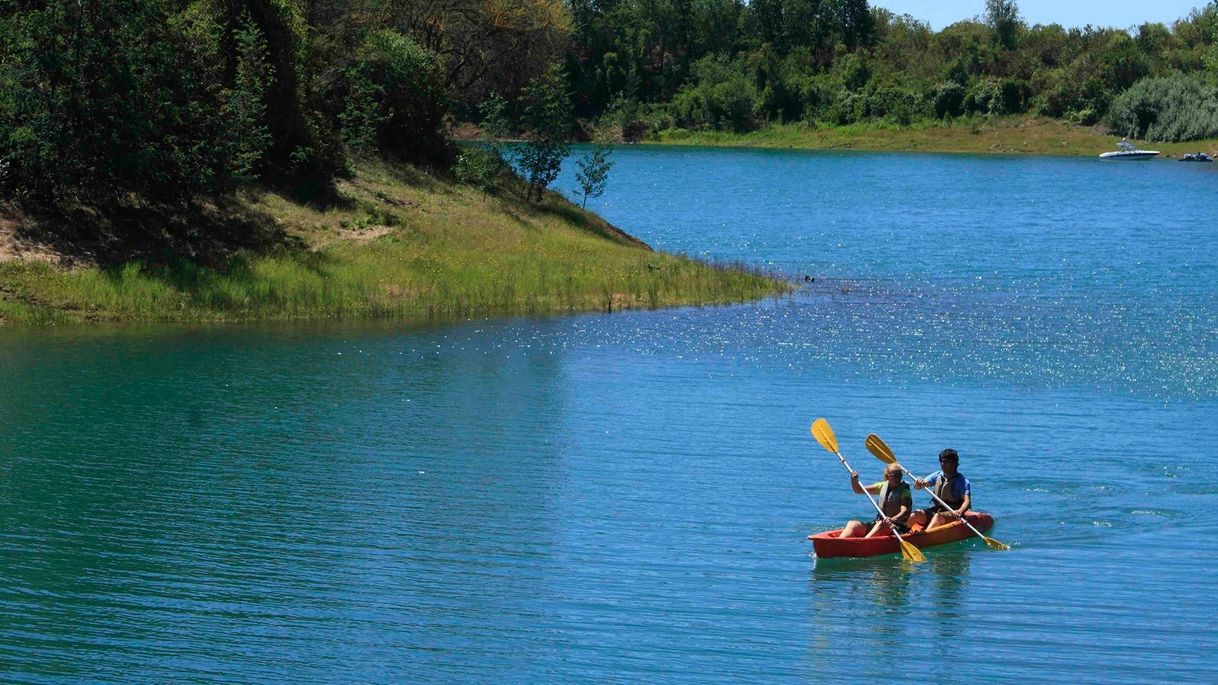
<box><xmin>840</xmin><ymin>464</ymin><xmax>913</xmax><ymax>538</ymax></box>
<box><xmin>910</xmin><ymin>448</ymin><xmax>972</xmax><ymax>531</ymax></box>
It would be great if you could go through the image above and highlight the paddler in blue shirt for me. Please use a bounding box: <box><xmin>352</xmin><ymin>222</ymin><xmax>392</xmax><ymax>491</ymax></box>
<box><xmin>910</xmin><ymin>448</ymin><xmax>972</xmax><ymax>531</ymax></box>
<box><xmin>840</xmin><ymin>464</ymin><xmax>913</xmax><ymax>538</ymax></box>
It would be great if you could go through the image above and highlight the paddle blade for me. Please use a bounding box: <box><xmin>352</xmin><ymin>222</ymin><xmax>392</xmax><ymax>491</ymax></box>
<box><xmin>981</xmin><ymin>535</ymin><xmax>1010</xmax><ymax>551</ymax></box>
<box><xmin>864</xmin><ymin>434</ymin><xmax>897</xmax><ymax>464</ymax></box>
<box><xmin>899</xmin><ymin>538</ymin><xmax>927</xmax><ymax>563</ymax></box>
<box><xmin>810</xmin><ymin>418</ymin><xmax>838</xmax><ymax>454</ymax></box>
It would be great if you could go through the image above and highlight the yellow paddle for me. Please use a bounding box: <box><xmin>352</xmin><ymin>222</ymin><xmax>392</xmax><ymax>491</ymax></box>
<box><xmin>811</xmin><ymin>418</ymin><xmax>926</xmax><ymax>563</ymax></box>
<box><xmin>864</xmin><ymin>433</ymin><xmax>1009</xmax><ymax>551</ymax></box>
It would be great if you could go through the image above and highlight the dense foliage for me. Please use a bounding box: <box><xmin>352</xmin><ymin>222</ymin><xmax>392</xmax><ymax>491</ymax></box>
<box><xmin>1105</xmin><ymin>72</ymin><xmax>1218</xmax><ymax>140</ymax></box>
<box><xmin>3</xmin><ymin>0</ymin><xmax>1218</xmax><ymax>243</ymax></box>
<box><xmin>0</xmin><ymin>0</ymin><xmax>568</xmax><ymax>218</ymax></box>
<box><xmin>566</xmin><ymin>0</ymin><xmax>1218</xmax><ymax>138</ymax></box>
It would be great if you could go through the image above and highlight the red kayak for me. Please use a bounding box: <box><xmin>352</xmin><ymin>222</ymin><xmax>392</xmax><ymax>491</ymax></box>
<box><xmin>808</xmin><ymin>512</ymin><xmax>995</xmax><ymax>559</ymax></box>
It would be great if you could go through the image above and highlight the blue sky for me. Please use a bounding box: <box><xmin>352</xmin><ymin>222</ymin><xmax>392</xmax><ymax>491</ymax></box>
<box><xmin>872</xmin><ymin>1</ymin><xmax>1210</xmax><ymax>31</ymax></box>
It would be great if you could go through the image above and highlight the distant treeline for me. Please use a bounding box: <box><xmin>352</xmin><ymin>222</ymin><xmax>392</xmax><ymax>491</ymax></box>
<box><xmin>569</xmin><ymin>0</ymin><xmax>1218</xmax><ymax>140</ymax></box>
<box><xmin>2</xmin><ymin>0</ymin><xmax>1217</xmax><ymax>219</ymax></box>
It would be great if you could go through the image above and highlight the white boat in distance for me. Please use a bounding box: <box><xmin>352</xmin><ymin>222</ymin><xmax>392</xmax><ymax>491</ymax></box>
<box><xmin>1100</xmin><ymin>138</ymin><xmax>1159</xmax><ymax>160</ymax></box>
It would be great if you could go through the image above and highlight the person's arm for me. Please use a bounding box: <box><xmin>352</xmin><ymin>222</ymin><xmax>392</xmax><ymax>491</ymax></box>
<box><xmin>849</xmin><ymin>472</ymin><xmax>880</xmax><ymax>495</ymax></box>
<box><xmin>953</xmin><ymin>493</ymin><xmax>971</xmax><ymax>517</ymax></box>
<box><xmin>914</xmin><ymin>473</ymin><xmax>938</xmax><ymax>490</ymax></box>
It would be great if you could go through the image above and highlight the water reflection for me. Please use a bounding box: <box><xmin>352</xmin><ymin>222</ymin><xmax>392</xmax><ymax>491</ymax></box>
<box><xmin>810</xmin><ymin>555</ymin><xmax>916</xmax><ymax>615</ymax></box>
<box><xmin>925</xmin><ymin>549</ymin><xmax>971</xmax><ymax>624</ymax></box>
<box><xmin>804</xmin><ymin>543</ymin><xmax>979</xmax><ymax>674</ymax></box>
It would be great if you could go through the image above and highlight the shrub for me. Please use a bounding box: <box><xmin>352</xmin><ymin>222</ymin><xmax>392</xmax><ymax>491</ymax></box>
<box><xmin>351</xmin><ymin>31</ymin><xmax>453</xmax><ymax>168</ymax></box>
<box><xmin>670</xmin><ymin>56</ymin><xmax>758</xmax><ymax>132</ymax></box>
<box><xmin>452</xmin><ymin>147</ymin><xmax>508</xmax><ymax>194</ymax></box>
<box><xmin>864</xmin><ymin>86</ymin><xmax>920</xmax><ymax>124</ymax></box>
<box><xmin>933</xmin><ymin>81</ymin><xmax>966</xmax><ymax>118</ymax></box>
<box><xmin>1105</xmin><ymin>72</ymin><xmax>1218</xmax><ymax>141</ymax></box>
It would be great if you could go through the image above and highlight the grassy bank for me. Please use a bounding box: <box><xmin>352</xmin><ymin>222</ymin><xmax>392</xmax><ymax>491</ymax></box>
<box><xmin>0</xmin><ymin>162</ymin><xmax>789</xmax><ymax>326</ymax></box>
<box><xmin>651</xmin><ymin>116</ymin><xmax>1218</xmax><ymax>157</ymax></box>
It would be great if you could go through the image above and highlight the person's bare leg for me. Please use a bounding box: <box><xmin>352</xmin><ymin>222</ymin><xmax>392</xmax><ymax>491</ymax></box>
<box><xmin>840</xmin><ymin>520</ymin><xmax>867</xmax><ymax>538</ymax></box>
<box><xmin>864</xmin><ymin>519</ymin><xmax>893</xmax><ymax>539</ymax></box>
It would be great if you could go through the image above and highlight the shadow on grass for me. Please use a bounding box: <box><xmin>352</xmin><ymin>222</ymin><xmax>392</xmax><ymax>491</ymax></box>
<box><xmin>259</xmin><ymin>166</ymin><xmax>352</xmax><ymax>211</ymax></box>
<box><xmin>15</xmin><ymin>195</ymin><xmax>308</xmax><ymax>269</ymax></box>
<box><xmin>536</xmin><ymin>191</ymin><xmax>652</xmax><ymax>250</ymax></box>
<box><xmin>108</xmin><ymin>248</ymin><xmax>336</xmax><ymax>302</ymax></box>
<box><xmin>372</xmin><ymin>160</ymin><xmax>449</xmax><ymax>191</ymax></box>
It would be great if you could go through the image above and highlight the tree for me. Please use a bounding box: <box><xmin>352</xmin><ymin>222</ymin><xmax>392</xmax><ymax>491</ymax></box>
<box><xmin>219</xmin><ymin>14</ymin><xmax>274</xmax><ymax>186</ymax></box>
<box><xmin>349</xmin><ymin>31</ymin><xmax>452</xmax><ymax>167</ymax></box>
<box><xmin>574</xmin><ymin>141</ymin><xmax>613</xmax><ymax>208</ymax></box>
<box><xmin>516</xmin><ymin>64</ymin><xmax>573</xmax><ymax>202</ymax></box>
<box><xmin>369</xmin><ymin>0</ymin><xmax>571</xmax><ymax>110</ymax></box>
<box><xmin>833</xmin><ymin>0</ymin><xmax>876</xmax><ymax>50</ymax></box>
<box><xmin>0</xmin><ymin>0</ymin><xmax>266</xmax><ymax>208</ymax></box>
<box><xmin>216</xmin><ymin>0</ymin><xmax>330</xmax><ymax>177</ymax></box>
<box><xmin>985</xmin><ymin>0</ymin><xmax>1020</xmax><ymax>50</ymax></box>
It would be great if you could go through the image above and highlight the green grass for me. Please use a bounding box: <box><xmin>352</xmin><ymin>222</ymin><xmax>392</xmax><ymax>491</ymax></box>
<box><xmin>651</xmin><ymin>116</ymin><xmax>1218</xmax><ymax>157</ymax></box>
<box><xmin>0</xmin><ymin>161</ymin><xmax>790</xmax><ymax>325</ymax></box>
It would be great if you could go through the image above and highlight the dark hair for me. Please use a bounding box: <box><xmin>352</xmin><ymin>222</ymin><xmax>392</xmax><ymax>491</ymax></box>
<box><xmin>939</xmin><ymin>448</ymin><xmax>959</xmax><ymax>463</ymax></box>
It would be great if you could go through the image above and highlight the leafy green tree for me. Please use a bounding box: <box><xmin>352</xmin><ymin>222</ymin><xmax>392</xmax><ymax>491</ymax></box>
<box><xmin>478</xmin><ymin>93</ymin><xmax>513</xmax><ymax>165</ymax></box>
<box><xmin>219</xmin><ymin>14</ymin><xmax>274</xmax><ymax>185</ymax></box>
<box><xmin>985</xmin><ymin>0</ymin><xmax>1021</xmax><ymax>50</ymax></box>
<box><xmin>575</xmin><ymin>142</ymin><xmax>613</xmax><ymax>208</ymax></box>
<box><xmin>0</xmin><ymin>0</ymin><xmax>252</xmax><ymax>208</ymax></box>
<box><xmin>517</xmin><ymin>65</ymin><xmax>574</xmax><ymax>202</ymax></box>
<box><xmin>832</xmin><ymin>0</ymin><xmax>876</xmax><ymax>50</ymax></box>
<box><xmin>671</xmin><ymin>55</ymin><xmax>758</xmax><ymax>131</ymax></box>
<box><xmin>216</xmin><ymin>0</ymin><xmax>331</xmax><ymax>177</ymax></box>
<box><xmin>351</xmin><ymin>31</ymin><xmax>452</xmax><ymax>167</ymax></box>
<box><xmin>339</xmin><ymin>63</ymin><xmax>385</xmax><ymax>154</ymax></box>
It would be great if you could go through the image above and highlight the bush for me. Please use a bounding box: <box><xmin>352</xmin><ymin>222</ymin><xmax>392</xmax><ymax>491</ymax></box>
<box><xmin>965</xmin><ymin>77</ymin><xmax>1003</xmax><ymax>114</ymax></box>
<box><xmin>801</xmin><ymin>76</ymin><xmax>842</xmax><ymax>123</ymax></box>
<box><xmin>1105</xmin><ymin>72</ymin><xmax>1218</xmax><ymax>141</ymax></box>
<box><xmin>670</xmin><ymin>56</ymin><xmax>758</xmax><ymax>132</ymax></box>
<box><xmin>934</xmin><ymin>81</ymin><xmax>967</xmax><ymax>118</ymax></box>
<box><xmin>963</xmin><ymin>76</ymin><xmax>1027</xmax><ymax>115</ymax></box>
<box><xmin>862</xmin><ymin>86</ymin><xmax>920</xmax><ymax>124</ymax></box>
<box><xmin>823</xmin><ymin>91</ymin><xmax>868</xmax><ymax>125</ymax></box>
<box><xmin>452</xmin><ymin>147</ymin><xmax>508</xmax><ymax>193</ymax></box>
<box><xmin>350</xmin><ymin>31</ymin><xmax>453</xmax><ymax>168</ymax></box>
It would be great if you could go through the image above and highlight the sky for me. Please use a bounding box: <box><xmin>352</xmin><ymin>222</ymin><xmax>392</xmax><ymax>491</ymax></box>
<box><xmin>872</xmin><ymin>1</ymin><xmax>1210</xmax><ymax>31</ymax></box>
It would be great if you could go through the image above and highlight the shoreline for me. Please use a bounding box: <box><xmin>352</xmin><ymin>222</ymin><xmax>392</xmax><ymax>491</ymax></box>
<box><xmin>0</xmin><ymin>161</ymin><xmax>791</xmax><ymax>327</ymax></box>
<box><xmin>641</xmin><ymin>116</ymin><xmax>1218</xmax><ymax>158</ymax></box>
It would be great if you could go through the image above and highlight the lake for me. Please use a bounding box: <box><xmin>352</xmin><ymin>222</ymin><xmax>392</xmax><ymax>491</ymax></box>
<box><xmin>2</xmin><ymin>147</ymin><xmax>1216</xmax><ymax>683</ymax></box>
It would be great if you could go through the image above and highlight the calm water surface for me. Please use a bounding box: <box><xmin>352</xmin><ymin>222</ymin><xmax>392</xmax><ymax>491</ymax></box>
<box><xmin>2</xmin><ymin>148</ymin><xmax>1217</xmax><ymax>683</ymax></box>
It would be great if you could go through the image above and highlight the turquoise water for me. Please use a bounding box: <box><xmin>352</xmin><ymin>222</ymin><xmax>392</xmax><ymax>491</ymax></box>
<box><xmin>2</xmin><ymin>148</ymin><xmax>1217</xmax><ymax>682</ymax></box>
